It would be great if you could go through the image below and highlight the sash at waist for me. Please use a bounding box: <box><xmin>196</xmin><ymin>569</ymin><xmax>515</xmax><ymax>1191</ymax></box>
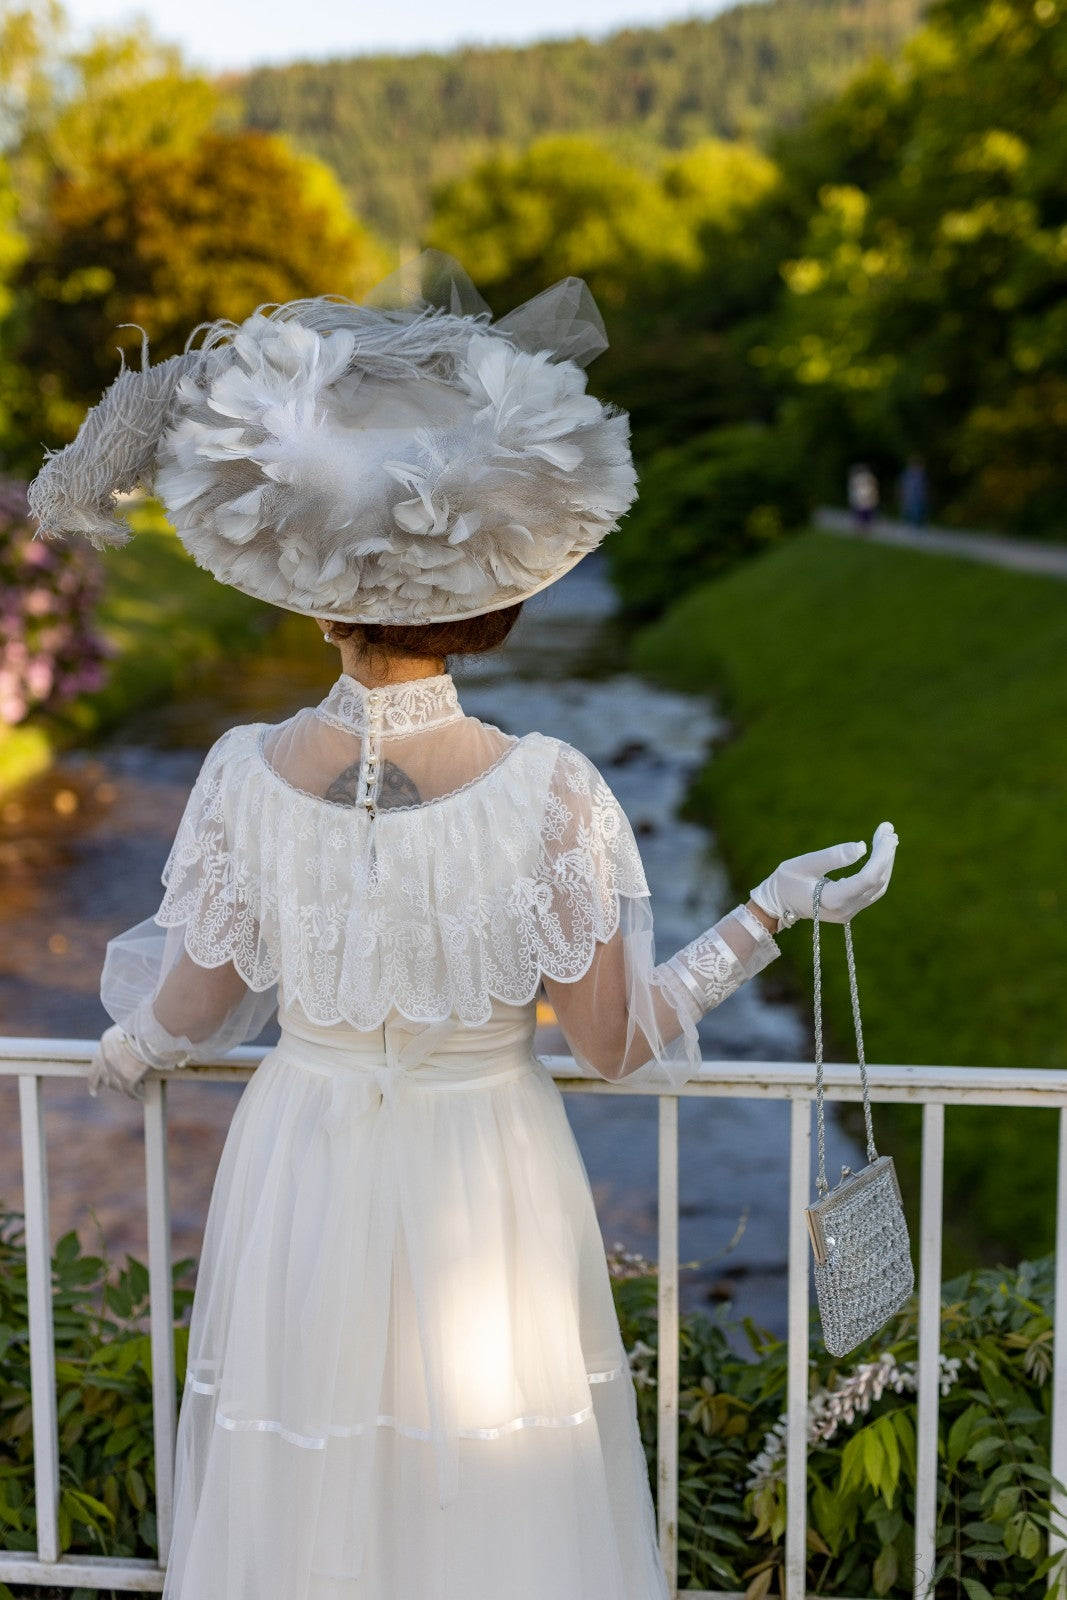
<box><xmin>275</xmin><ymin>1004</ymin><xmax>539</xmax><ymax>1089</ymax></box>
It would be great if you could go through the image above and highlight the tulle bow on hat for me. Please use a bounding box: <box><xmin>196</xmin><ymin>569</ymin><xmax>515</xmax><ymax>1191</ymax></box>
<box><xmin>28</xmin><ymin>253</ymin><xmax>637</xmax><ymax>624</ymax></box>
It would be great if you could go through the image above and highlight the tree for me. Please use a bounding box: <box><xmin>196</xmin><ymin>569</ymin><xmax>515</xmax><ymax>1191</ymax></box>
<box><xmin>0</xmin><ymin>4</ymin><xmax>225</xmax><ymax>228</ymax></box>
<box><xmin>426</xmin><ymin>135</ymin><xmax>700</xmax><ymax>312</ymax></box>
<box><xmin>238</xmin><ymin>0</ymin><xmax>926</xmax><ymax>246</ymax></box>
<box><xmin>749</xmin><ymin>0</ymin><xmax>1067</xmax><ymax>528</ymax></box>
<box><xmin>11</xmin><ymin>130</ymin><xmax>389</xmax><ymax>456</ymax></box>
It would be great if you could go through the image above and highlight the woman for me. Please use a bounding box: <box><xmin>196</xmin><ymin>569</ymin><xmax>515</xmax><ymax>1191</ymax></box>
<box><xmin>31</xmin><ymin>255</ymin><xmax>896</xmax><ymax>1600</ymax></box>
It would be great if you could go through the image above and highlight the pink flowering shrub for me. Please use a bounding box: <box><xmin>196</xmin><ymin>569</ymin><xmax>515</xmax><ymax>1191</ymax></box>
<box><xmin>0</xmin><ymin>476</ymin><xmax>111</xmax><ymax>726</ymax></box>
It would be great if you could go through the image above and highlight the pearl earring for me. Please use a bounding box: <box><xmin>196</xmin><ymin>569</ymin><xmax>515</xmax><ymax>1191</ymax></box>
<box><xmin>323</xmin><ymin>630</ymin><xmax>334</xmax><ymax>645</ymax></box>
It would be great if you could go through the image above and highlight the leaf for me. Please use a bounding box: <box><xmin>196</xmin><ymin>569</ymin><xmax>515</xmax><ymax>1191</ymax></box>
<box><xmin>744</xmin><ymin>1568</ymin><xmax>774</xmax><ymax>1600</ymax></box>
<box><xmin>961</xmin><ymin>1580</ymin><xmax>996</xmax><ymax>1600</ymax></box>
<box><xmin>966</xmin><ymin>1436</ymin><xmax>1005</xmax><ymax>1464</ymax></box>
<box><xmin>962</xmin><ymin>1520</ymin><xmax>1008</xmax><ymax>1542</ymax></box>
<box><xmin>948</xmin><ymin>1405</ymin><xmax>985</xmax><ymax>1468</ymax></box>
<box><xmin>53</xmin><ymin>1231</ymin><xmax>80</xmax><ymax>1266</ymax></box>
<box><xmin>890</xmin><ymin>1407</ymin><xmax>917</xmax><ymax>1478</ymax></box>
<box><xmin>863</xmin><ymin>1424</ymin><xmax>888</xmax><ymax>1495</ymax></box>
<box><xmin>990</xmin><ymin>1486</ymin><xmax>1021</xmax><ymax>1520</ymax></box>
<box><xmin>125</xmin><ymin>1466</ymin><xmax>147</xmax><ymax>1511</ymax></box>
<box><xmin>873</xmin><ymin>1542</ymin><xmax>899</xmax><ymax>1595</ymax></box>
<box><xmin>1020</xmin><ymin>1518</ymin><xmax>1043</xmax><ymax>1561</ymax></box>
<box><xmin>874</xmin><ymin>1413</ymin><xmax>901</xmax><ymax>1503</ymax></box>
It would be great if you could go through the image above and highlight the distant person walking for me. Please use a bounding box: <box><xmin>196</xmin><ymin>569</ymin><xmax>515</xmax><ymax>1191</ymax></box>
<box><xmin>899</xmin><ymin>456</ymin><xmax>929</xmax><ymax>529</ymax></box>
<box><xmin>848</xmin><ymin>463</ymin><xmax>879</xmax><ymax>530</ymax></box>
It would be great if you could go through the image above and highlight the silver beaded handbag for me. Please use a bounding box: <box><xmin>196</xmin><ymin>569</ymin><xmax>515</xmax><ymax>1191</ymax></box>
<box><xmin>805</xmin><ymin>879</ymin><xmax>914</xmax><ymax>1357</ymax></box>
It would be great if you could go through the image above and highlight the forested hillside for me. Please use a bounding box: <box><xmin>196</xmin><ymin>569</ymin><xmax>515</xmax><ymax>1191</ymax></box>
<box><xmin>238</xmin><ymin>0</ymin><xmax>925</xmax><ymax>243</ymax></box>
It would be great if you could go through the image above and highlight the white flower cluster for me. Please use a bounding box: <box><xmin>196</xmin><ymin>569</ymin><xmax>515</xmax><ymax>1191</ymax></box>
<box><xmin>605</xmin><ymin>1242</ymin><xmax>656</xmax><ymax>1281</ymax></box>
<box><xmin>153</xmin><ymin>310</ymin><xmax>637</xmax><ymax>624</ymax></box>
<box><xmin>628</xmin><ymin>1340</ymin><xmax>657</xmax><ymax>1391</ymax></box>
<box><xmin>746</xmin><ymin>1351</ymin><xmax>965</xmax><ymax>1491</ymax></box>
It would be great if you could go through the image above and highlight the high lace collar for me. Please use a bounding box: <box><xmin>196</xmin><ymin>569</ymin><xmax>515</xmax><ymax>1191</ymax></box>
<box><xmin>318</xmin><ymin>673</ymin><xmax>464</xmax><ymax>737</ymax></box>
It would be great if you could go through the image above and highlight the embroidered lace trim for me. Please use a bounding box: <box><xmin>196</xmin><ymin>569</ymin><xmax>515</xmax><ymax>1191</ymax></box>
<box><xmin>157</xmin><ymin>726</ymin><xmax>649</xmax><ymax>1028</ymax></box>
<box><xmin>666</xmin><ymin>928</ymin><xmax>745</xmax><ymax>1015</ymax></box>
<box><xmin>317</xmin><ymin>673</ymin><xmax>464</xmax><ymax>737</ymax></box>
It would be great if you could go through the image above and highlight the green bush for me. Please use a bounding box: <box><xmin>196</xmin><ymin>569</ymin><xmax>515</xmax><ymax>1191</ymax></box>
<box><xmin>0</xmin><ymin>1207</ymin><xmax>193</xmax><ymax>1586</ymax></box>
<box><xmin>607</xmin><ymin>424</ymin><xmax>814</xmax><ymax>620</ymax></box>
<box><xmin>1</xmin><ymin>1213</ymin><xmax>1061</xmax><ymax>1598</ymax></box>
<box><xmin>615</xmin><ymin>1252</ymin><xmax>1066</xmax><ymax>1598</ymax></box>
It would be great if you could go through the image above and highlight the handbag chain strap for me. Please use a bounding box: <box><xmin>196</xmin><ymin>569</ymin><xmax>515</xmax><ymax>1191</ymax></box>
<box><xmin>812</xmin><ymin>876</ymin><xmax>878</xmax><ymax>1196</ymax></box>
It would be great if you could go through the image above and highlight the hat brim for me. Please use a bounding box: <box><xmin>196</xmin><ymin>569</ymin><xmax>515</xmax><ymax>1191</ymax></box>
<box><xmin>186</xmin><ymin>540</ymin><xmax>595</xmax><ymax>627</ymax></box>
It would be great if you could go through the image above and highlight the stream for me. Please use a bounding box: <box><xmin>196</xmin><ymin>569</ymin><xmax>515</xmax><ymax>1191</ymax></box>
<box><xmin>0</xmin><ymin>557</ymin><xmax>861</xmax><ymax>1334</ymax></box>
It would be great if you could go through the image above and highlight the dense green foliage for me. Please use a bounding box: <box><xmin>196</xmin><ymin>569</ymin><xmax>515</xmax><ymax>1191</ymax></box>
<box><xmin>635</xmin><ymin>532</ymin><xmax>1067</xmax><ymax>1264</ymax></box>
<box><xmin>606</xmin><ymin>424</ymin><xmax>812</xmax><ymax>618</ymax></box>
<box><xmin>426</xmin><ymin>133</ymin><xmax>780</xmax><ymax>311</ymax></box>
<box><xmin>0</xmin><ymin>1207</ymin><xmax>194</xmax><ymax>1580</ymax></box>
<box><xmin>0</xmin><ymin>4</ymin><xmax>386</xmax><ymax>465</ymax></box>
<box><xmin>424</xmin><ymin>0</ymin><xmax>1067</xmax><ymax>589</ymax></box>
<box><xmin>11</xmin><ymin>130</ymin><xmax>385</xmax><ymax>449</ymax></box>
<box><xmin>423</xmin><ymin>130</ymin><xmax>796</xmax><ymax>460</ymax></box>
<box><xmin>238</xmin><ymin>0</ymin><xmax>924</xmax><ymax>244</ymax></box>
<box><xmin>752</xmin><ymin>0</ymin><xmax>1067</xmax><ymax>532</ymax></box>
<box><xmin>620</xmin><ymin>1255</ymin><xmax>1067</xmax><ymax>1597</ymax></box>
<box><xmin>1</xmin><ymin>1211</ymin><xmax>1061</xmax><ymax>1597</ymax></box>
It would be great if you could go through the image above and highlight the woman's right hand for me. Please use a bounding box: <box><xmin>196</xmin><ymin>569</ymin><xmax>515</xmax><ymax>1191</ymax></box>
<box><xmin>88</xmin><ymin>1024</ymin><xmax>151</xmax><ymax>1101</ymax></box>
<box><xmin>750</xmin><ymin>820</ymin><xmax>898</xmax><ymax>931</ymax></box>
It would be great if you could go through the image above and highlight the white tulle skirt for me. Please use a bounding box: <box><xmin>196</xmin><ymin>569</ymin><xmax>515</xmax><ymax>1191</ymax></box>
<box><xmin>164</xmin><ymin>1003</ymin><xmax>668</xmax><ymax>1600</ymax></box>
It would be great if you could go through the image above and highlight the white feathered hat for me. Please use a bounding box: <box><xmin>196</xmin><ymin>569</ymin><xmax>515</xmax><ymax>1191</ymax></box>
<box><xmin>29</xmin><ymin>253</ymin><xmax>637</xmax><ymax>625</ymax></box>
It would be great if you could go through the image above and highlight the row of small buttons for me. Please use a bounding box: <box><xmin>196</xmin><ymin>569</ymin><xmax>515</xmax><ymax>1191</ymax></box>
<box><xmin>356</xmin><ymin>697</ymin><xmax>385</xmax><ymax>817</ymax></box>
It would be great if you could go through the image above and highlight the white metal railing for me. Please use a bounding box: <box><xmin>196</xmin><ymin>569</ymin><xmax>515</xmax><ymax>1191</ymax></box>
<box><xmin>3</xmin><ymin>1039</ymin><xmax>1067</xmax><ymax>1600</ymax></box>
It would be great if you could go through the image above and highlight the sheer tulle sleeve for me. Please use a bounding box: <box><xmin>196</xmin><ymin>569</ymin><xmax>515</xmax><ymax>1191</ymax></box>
<box><xmin>539</xmin><ymin>745</ymin><xmax>780</xmax><ymax>1086</ymax></box>
<box><xmin>100</xmin><ymin>728</ymin><xmax>278</xmax><ymax>1067</ymax></box>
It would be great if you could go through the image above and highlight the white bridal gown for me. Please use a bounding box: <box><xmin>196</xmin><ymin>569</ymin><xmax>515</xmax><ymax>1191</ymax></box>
<box><xmin>101</xmin><ymin>672</ymin><xmax>779</xmax><ymax>1600</ymax></box>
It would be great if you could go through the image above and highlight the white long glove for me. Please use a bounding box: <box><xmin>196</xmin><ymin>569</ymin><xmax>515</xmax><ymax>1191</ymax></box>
<box><xmin>750</xmin><ymin>820</ymin><xmax>898</xmax><ymax>930</ymax></box>
<box><xmin>88</xmin><ymin>1024</ymin><xmax>153</xmax><ymax>1101</ymax></box>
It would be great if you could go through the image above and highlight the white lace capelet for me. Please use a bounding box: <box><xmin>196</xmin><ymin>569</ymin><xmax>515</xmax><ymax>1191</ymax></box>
<box><xmin>101</xmin><ymin>674</ymin><xmax>778</xmax><ymax>1084</ymax></box>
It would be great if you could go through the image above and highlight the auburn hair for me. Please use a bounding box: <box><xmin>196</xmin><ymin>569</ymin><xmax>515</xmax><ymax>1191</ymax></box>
<box><xmin>329</xmin><ymin>604</ymin><xmax>523</xmax><ymax>662</ymax></box>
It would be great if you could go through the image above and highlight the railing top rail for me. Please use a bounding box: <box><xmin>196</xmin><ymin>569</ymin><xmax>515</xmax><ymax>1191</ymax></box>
<box><xmin>2</xmin><ymin>1036</ymin><xmax>1066</xmax><ymax>1105</ymax></box>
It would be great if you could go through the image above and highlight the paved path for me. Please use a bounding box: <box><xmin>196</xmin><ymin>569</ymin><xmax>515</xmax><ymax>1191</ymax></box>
<box><xmin>815</xmin><ymin>506</ymin><xmax>1067</xmax><ymax>580</ymax></box>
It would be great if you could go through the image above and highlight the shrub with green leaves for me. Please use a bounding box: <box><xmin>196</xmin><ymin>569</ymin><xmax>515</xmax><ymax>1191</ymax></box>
<box><xmin>0</xmin><ymin>1208</ymin><xmax>192</xmax><ymax>1598</ymax></box>
<box><xmin>0</xmin><ymin>1214</ymin><xmax>1062</xmax><ymax>1599</ymax></box>
<box><xmin>605</xmin><ymin>424</ymin><xmax>814</xmax><ymax>621</ymax></box>
<box><xmin>615</xmin><ymin>1253</ymin><xmax>1065</xmax><ymax>1598</ymax></box>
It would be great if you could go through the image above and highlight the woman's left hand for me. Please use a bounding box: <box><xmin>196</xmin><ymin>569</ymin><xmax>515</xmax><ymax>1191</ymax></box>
<box><xmin>750</xmin><ymin>820</ymin><xmax>898</xmax><ymax>931</ymax></box>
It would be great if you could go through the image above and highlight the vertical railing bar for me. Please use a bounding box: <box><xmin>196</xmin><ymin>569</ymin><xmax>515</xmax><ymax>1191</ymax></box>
<box><xmin>18</xmin><ymin>1072</ymin><xmax>60</xmax><ymax>1566</ymax></box>
<box><xmin>785</xmin><ymin>1096</ymin><xmax>811</xmax><ymax>1600</ymax></box>
<box><xmin>657</xmin><ymin>1094</ymin><xmax>680</xmax><ymax>1597</ymax></box>
<box><xmin>1049</xmin><ymin>1106</ymin><xmax>1067</xmax><ymax>1595</ymax></box>
<box><xmin>144</xmin><ymin>1077</ymin><xmax>176</xmax><ymax>1569</ymax></box>
<box><xmin>913</xmin><ymin>1101</ymin><xmax>945</xmax><ymax>1600</ymax></box>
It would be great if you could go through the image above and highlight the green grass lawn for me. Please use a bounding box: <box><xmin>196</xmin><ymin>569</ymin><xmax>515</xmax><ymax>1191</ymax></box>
<box><xmin>0</xmin><ymin>504</ymin><xmax>273</xmax><ymax>794</ymax></box>
<box><xmin>634</xmin><ymin>530</ymin><xmax>1067</xmax><ymax>1265</ymax></box>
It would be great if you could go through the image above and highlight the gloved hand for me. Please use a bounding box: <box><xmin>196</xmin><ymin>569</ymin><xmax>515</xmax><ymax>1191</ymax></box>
<box><xmin>750</xmin><ymin>821</ymin><xmax>898</xmax><ymax>930</ymax></box>
<box><xmin>88</xmin><ymin>1024</ymin><xmax>152</xmax><ymax>1101</ymax></box>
